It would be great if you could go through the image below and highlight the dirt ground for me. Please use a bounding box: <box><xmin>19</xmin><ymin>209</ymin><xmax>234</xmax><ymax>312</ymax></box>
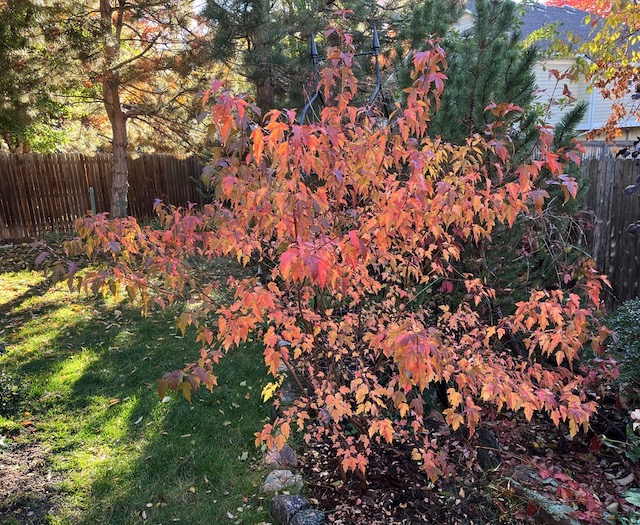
<box><xmin>0</xmin><ymin>442</ymin><xmax>62</xmax><ymax>525</ymax></box>
<box><xmin>300</xmin><ymin>400</ymin><xmax>640</xmax><ymax>524</ymax></box>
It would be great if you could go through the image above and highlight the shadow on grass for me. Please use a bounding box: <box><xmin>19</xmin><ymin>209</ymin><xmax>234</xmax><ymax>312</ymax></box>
<box><xmin>0</xmin><ymin>278</ymin><xmax>53</xmax><ymax>318</ymax></box>
<box><xmin>3</xmin><ymin>297</ymin><xmax>272</xmax><ymax>525</ymax></box>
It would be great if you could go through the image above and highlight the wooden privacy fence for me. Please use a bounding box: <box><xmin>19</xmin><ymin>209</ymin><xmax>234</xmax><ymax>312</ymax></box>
<box><xmin>583</xmin><ymin>158</ymin><xmax>640</xmax><ymax>304</ymax></box>
<box><xmin>1</xmin><ymin>152</ymin><xmax>639</xmax><ymax>304</ymax></box>
<box><xmin>0</xmin><ymin>153</ymin><xmax>204</xmax><ymax>241</ymax></box>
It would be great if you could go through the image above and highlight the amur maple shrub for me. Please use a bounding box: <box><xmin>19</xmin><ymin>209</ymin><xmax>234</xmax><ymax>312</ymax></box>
<box><xmin>67</xmin><ymin>33</ymin><xmax>611</xmax><ymax>480</ymax></box>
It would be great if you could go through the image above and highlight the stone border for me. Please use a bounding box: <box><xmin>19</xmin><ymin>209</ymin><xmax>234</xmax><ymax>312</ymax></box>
<box><xmin>258</xmin><ymin>352</ymin><xmax>327</xmax><ymax>524</ymax></box>
<box><xmin>259</xmin><ymin>441</ymin><xmax>326</xmax><ymax>524</ymax></box>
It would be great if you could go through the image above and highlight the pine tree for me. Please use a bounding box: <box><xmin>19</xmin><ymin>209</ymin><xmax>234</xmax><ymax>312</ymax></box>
<box><xmin>0</xmin><ymin>1</ymin><xmax>67</xmax><ymax>152</ymax></box>
<box><xmin>56</xmin><ymin>0</ymin><xmax>209</xmax><ymax>217</ymax></box>
<box><xmin>391</xmin><ymin>1</ymin><xmax>592</xmax><ymax>311</ymax></box>
<box><xmin>203</xmin><ymin>1</ymin><xmax>461</xmax><ymax>115</ymax></box>
<box><xmin>484</xmin><ymin>102</ymin><xmax>589</xmax><ymax>311</ymax></box>
<box><xmin>391</xmin><ymin>0</ymin><xmax>463</xmax><ymax>91</ymax></box>
<box><xmin>427</xmin><ymin>0</ymin><xmax>539</xmax><ymax>155</ymax></box>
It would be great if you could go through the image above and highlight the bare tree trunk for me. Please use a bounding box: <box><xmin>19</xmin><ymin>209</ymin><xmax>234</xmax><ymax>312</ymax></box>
<box><xmin>100</xmin><ymin>0</ymin><xmax>129</xmax><ymax>219</ymax></box>
<box><xmin>103</xmin><ymin>79</ymin><xmax>129</xmax><ymax>218</ymax></box>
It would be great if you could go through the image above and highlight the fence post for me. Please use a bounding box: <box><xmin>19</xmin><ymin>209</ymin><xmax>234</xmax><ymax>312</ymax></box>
<box><xmin>89</xmin><ymin>187</ymin><xmax>96</xmax><ymax>215</ymax></box>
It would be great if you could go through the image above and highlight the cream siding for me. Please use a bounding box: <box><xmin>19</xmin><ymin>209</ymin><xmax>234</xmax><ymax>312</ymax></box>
<box><xmin>456</xmin><ymin>11</ymin><xmax>474</xmax><ymax>32</ymax></box>
<box><xmin>534</xmin><ymin>60</ymin><xmax>640</xmax><ymax>137</ymax></box>
<box><xmin>533</xmin><ymin>60</ymin><xmax>591</xmax><ymax>130</ymax></box>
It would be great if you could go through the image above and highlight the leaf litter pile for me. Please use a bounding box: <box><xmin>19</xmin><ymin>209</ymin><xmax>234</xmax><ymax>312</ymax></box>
<box><xmin>300</xmin><ymin>397</ymin><xmax>640</xmax><ymax>524</ymax></box>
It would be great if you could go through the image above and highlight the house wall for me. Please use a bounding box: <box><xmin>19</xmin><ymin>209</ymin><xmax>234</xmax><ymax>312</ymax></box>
<box><xmin>456</xmin><ymin>11</ymin><xmax>474</xmax><ymax>32</ymax></box>
<box><xmin>533</xmin><ymin>59</ymin><xmax>640</xmax><ymax>138</ymax></box>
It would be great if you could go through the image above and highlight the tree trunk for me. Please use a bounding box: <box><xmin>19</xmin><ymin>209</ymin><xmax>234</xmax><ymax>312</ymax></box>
<box><xmin>256</xmin><ymin>76</ymin><xmax>275</xmax><ymax>116</ymax></box>
<box><xmin>100</xmin><ymin>0</ymin><xmax>129</xmax><ymax>219</ymax></box>
<box><xmin>103</xmin><ymin>79</ymin><xmax>129</xmax><ymax>218</ymax></box>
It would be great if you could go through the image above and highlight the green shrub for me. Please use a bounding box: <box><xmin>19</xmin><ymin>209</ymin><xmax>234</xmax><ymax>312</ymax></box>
<box><xmin>0</xmin><ymin>369</ymin><xmax>22</xmax><ymax>417</ymax></box>
<box><xmin>607</xmin><ymin>299</ymin><xmax>640</xmax><ymax>383</ymax></box>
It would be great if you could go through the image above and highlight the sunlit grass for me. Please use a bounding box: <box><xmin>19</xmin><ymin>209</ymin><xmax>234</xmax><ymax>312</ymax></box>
<box><xmin>0</xmin><ymin>270</ymin><xmax>46</xmax><ymax>307</ymax></box>
<box><xmin>0</xmin><ymin>267</ymin><xmax>272</xmax><ymax>524</ymax></box>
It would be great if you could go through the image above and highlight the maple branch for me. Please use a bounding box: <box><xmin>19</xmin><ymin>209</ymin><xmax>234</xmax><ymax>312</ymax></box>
<box><xmin>281</xmin><ymin>358</ymin><xmax>307</xmax><ymax>396</ymax></box>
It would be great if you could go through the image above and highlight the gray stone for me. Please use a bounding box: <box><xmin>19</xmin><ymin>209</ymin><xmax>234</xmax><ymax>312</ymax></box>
<box><xmin>261</xmin><ymin>469</ymin><xmax>304</xmax><ymax>493</ymax></box>
<box><xmin>289</xmin><ymin>509</ymin><xmax>325</xmax><ymax>525</ymax></box>
<box><xmin>280</xmin><ymin>379</ymin><xmax>297</xmax><ymax>406</ymax></box>
<box><xmin>265</xmin><ymin>443</ymin><xmax>299</xmax><ymax>468</ymax></box>
<box><xmin>270</xmin><ymin>495</ymin><xmax>310</xmax><ymax>524</ymax></box>
<box><xmin>509</xmin><ymin>478</ymin><xmax>581</xmax><ymax>525</ymax></box>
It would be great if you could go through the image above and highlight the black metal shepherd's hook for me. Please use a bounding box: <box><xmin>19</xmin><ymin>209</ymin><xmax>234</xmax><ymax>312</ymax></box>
<box><xmin>298</xmin><ymin>35</ymin><xmax>323</xmax><ymax>125</ymax></box>
<box><xmin>298</xmin><ymin>26</ymin><xmax>387</xmax><ymax>125</ymax></box>
<box><xmin>368</xmin><ymin>26</ymin><xmax>382</xmax><ymax>107</ymax></box>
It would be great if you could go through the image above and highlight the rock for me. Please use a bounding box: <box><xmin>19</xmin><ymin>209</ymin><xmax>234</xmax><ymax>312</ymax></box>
<box><xmin>509</xmin><ymin>478</ymin><xmax>581</xmax><ymax>525</ymax></box>
<box><xmin>425</xmin><ymin>409</ymin><xmax>450</xmax><ymax>435</ymax></box>
<box><xmin>289</xmin><ymin>508</ymin><xmax>325</xmax><ymax>525</ymax></box>
<box><xmin>270</xmin><ymin>495</ymin><xmax>310</xmax><ymax>524</ymax></box>
<box><xmin>265</xmin><ymin>443</ymin><xmax>299</xmax><ymax>468</ymax></box>
<box><xmin>280</xmin><ymin>379</ymin><xmax>297</xmax><ymax>406</ymax></box>
<box><xmin>261</xmin><ymin>470</ymin><xmax>304</xmax><ymax>493</ymax></box>
<box><xmin>476</xmin><ymin>427</ymin><xmax>501</xmax><ymax>470</ymax></box>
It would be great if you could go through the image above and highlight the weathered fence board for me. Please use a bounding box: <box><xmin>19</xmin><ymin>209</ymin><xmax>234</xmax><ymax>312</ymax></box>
<box><xmin>0</xmin><ymin>153</ymin><xmax>204</xmax><ymax>241</ymax></box>
<box><xmin>1</xmin><ymin>150</ymin><xmax>638</xmax><ymax>305</ymax></box>
<box><xmin>584</xmin><ymin>158</ymin><xmax>640</xmax><ymax>304</ymax></box>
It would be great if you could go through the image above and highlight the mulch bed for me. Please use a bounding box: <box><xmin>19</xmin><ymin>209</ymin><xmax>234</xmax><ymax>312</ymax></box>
<box><xmin>301</xmin><ymin>399</ymin><xmax>640</xmax><ymax>524</ymax></box>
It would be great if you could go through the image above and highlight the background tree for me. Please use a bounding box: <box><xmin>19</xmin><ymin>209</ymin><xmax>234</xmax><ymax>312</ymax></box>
<box><xmin>546</xmin><ymin>0</ymin><xmax>640</xmax><ymax>139</ymax></box>
<box><xmin>581</xmin><ymin>0</ymin><xmax>640</xmax><ymax>139</ymax></box>
<box><xmin>59</xmin><ymin>0</ymin><xmax>211</xmax><ymax>218</ymax></box>
<box><xmin>403</xmin><ymin>1</ymin><xmax>592</xmax><ymax>316</ymax></box>
<box><xmin>544</xmin><ymin>0</ymin><xmax>611</xmax><ymax>16</ymax></box>
<box><xmin>426</xmin><ymin>0</ymin><xmax>539</xmax><ymax>155</ymax></box>
<box><xmin>0</xmin><ymin>1</ymin><xmax>69</xmax><ymax>153</ymax></box>
<box><xmin>390</xmin><ymin>0</ymin><xmax>463</xmax><ymax>92</ymax></box>
<box><xmin>203</xmin><ymin>0</ymin><xmax>463</xmax><ymax>115</ymax></box>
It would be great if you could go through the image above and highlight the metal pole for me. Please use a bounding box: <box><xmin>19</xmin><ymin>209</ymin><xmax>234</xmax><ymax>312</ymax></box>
<box><xmin>299</xmin><ymin>34</ymin><xmax>321</xmax><ymax>125</ymax></box>
<box><xmin>89</xmin><ymin>186</ymin><xmax>96</xmax><ymax>215</ymax></box>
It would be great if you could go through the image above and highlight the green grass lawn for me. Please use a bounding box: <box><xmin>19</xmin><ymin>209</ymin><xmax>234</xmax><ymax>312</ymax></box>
<box><xmin>0</xmin><ymin>263</ymin><xmax>272</xmax><ymax>525</ymax></box>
